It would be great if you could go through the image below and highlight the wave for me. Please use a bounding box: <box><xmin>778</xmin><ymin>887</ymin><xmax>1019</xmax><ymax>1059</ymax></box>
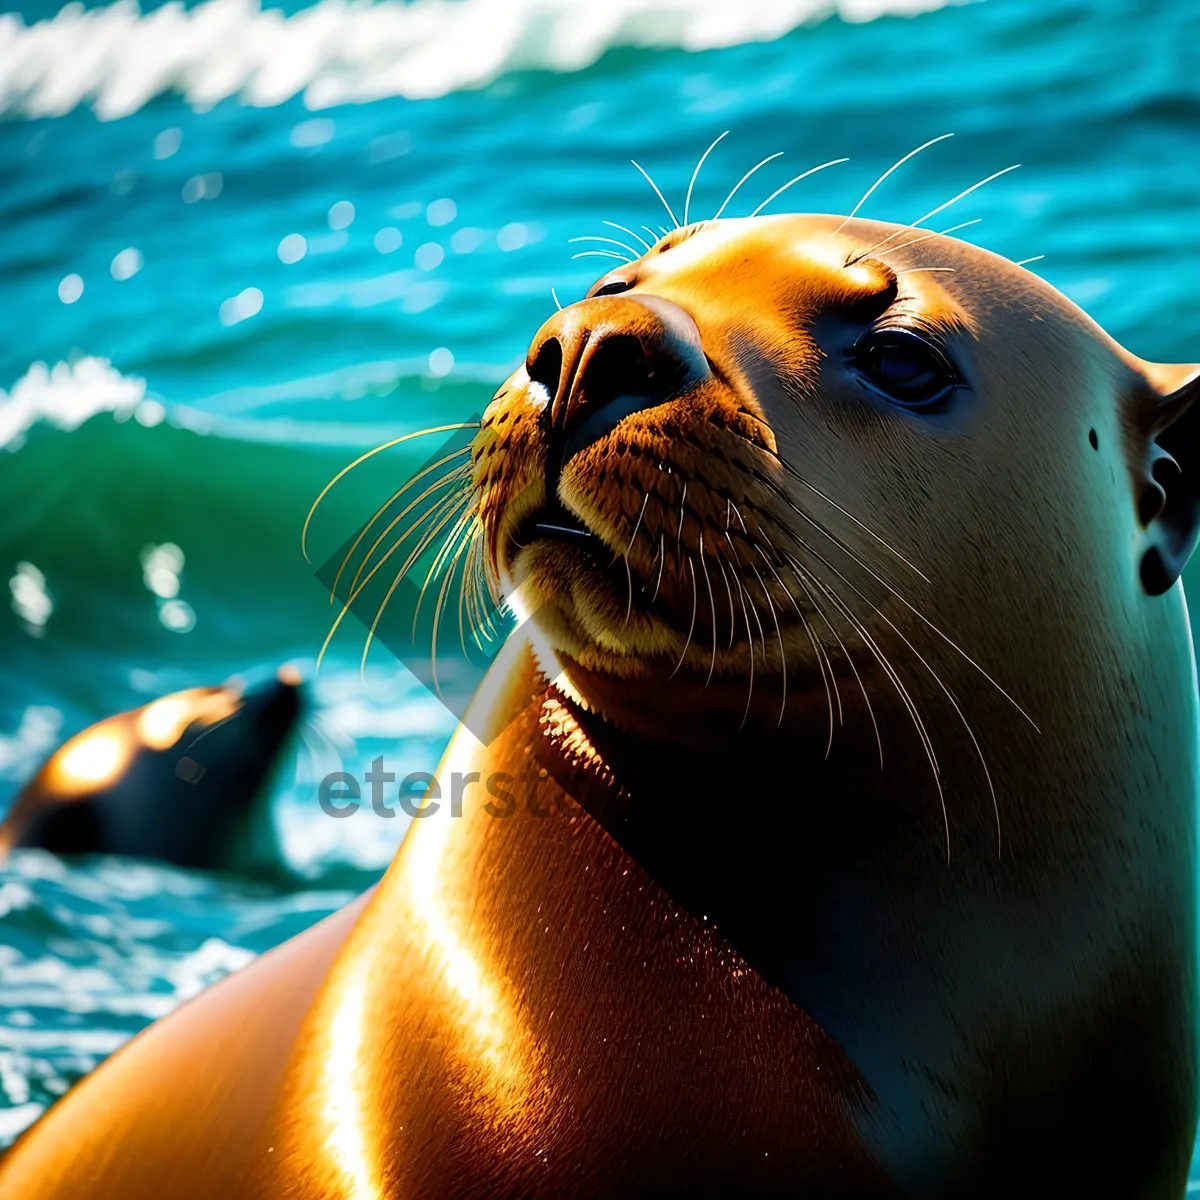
<box><xmin>0</xmin><ymin>366</ymin><xmax>486</xmax><ymax>670</ymax></box>
<box><xmin>0</xmin><ymin>0</ymin><xmax>963</xmax><ymax>120</ymax></box>
<box><xmin>0</xmin><ymin>848</ymin><xmax>354</xmax><ymax>1145</ymax></box>
<box><xmin>0</xmin><ymin>351</ymin><xmax>499</xmax><ymax>451</ymax></box>
<box><xmin>0</xmin><ymin>358</ymin><xmax>152</xmax><ymax>452</ymax></box>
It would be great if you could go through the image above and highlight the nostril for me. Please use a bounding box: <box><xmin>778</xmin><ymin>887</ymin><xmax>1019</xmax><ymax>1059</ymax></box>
<box><xmin>527</xmin><ymin>337</ymin><xmax>563</xmax><ymax>404</ymax></box>
<box><xmin>551</xmin><ymin>334</ymin><xmax>653</xmax><ymax>435</ymax></box>
<box><xmin>524</xmin><ymin>297</ymin><xmax>710</xmax><ymax>464</ymax></box>
<box><xmin>584</xmin><ymin>335</ymin><xmax>655</xmax><ymax>402</ymax></box>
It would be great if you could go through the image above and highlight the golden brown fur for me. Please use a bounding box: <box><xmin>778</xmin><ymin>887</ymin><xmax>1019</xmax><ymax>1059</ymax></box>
<box><xmin>2</xmin><ymin>213</ymin><xmax>1199</xmax><ymax>1198</ymax></box>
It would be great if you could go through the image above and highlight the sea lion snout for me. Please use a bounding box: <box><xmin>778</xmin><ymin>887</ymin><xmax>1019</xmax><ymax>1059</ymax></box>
<box><xmin>524</xmin><ymin>293</ymin><xmax>710</xmax><ymax>462</ymax></box>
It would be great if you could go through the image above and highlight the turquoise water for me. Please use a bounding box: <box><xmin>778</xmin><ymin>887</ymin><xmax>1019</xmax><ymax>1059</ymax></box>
<box><xmin>1</xmin><ymin>0</ymin><xmax>1198</xmax><ymax>1167</ymax></box>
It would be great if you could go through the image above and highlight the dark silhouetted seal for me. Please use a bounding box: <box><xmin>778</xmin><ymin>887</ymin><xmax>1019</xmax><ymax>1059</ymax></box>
<box><xmin>0</xmin><ymin>668</ymin><xmax>303</xmax><ymax>872</ymax></box>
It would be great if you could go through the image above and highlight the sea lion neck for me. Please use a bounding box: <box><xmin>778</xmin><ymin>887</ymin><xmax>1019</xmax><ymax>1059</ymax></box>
<box><xmin>531</xmin><ymin>661</ymin><xmax>929</xmax><ymax>1003</ymax></box>
<box><xmin>549</xmin><ymin>649</ymin><xmax>871</xmax><ymax>755</ymax></box>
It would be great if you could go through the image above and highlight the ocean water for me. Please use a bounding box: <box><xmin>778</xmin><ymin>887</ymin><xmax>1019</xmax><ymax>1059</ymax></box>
<box><xmin>1</xmin><ymin>0</ymin><xmax>1199</xmax><ymax>1171</ymax></box>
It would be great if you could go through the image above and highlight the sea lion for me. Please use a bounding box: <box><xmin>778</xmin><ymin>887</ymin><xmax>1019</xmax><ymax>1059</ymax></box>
<box><xmin>1</xmin><ymin>210</ymin><xmax>1197</xmax><ymax>1198</ymax></box>
<box><xmin>0</xmin><ymin>667</ymin><xmax>303</xmax><ymax>872</ymax></box>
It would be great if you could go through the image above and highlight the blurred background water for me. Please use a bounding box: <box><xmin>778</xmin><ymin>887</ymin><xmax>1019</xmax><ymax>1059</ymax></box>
<box><xmin>0</xmin><ymin>0</ymin><xmax>1197</xmax><ymax>1164</ymax></box>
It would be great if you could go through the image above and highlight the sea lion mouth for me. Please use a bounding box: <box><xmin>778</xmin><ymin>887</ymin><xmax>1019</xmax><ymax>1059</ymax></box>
<box><xmin>516</xmin><ymin>396</ymin><xmax>602</xmax><ymax>549</ymax></box>
<box><xmin>513</xmin><ymin>499</ymin><xmax>595</xmax><ymax>548</ymax></box>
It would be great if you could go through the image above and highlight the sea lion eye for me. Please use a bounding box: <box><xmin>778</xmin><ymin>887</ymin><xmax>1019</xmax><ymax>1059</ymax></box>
<box><xmin>850</xmin><ymin>328</ymin><xmax>962</xmax><ymax>412</ymax></box>
<box><xmin>590</xmin><ymin>276</ymin><xmax>633</xmax><ymax>298</ymax></box>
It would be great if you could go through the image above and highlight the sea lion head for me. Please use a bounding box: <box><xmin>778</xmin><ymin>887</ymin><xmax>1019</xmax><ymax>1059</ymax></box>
<box><xmin>0</xmin><ymin>668</ymin><xmax>304</xmax><ymax>866</ymax></box>
<box><xmin>474</xmin><ymin>213</ymin><xmax>1200</xmax><ymax>754</ymax></box>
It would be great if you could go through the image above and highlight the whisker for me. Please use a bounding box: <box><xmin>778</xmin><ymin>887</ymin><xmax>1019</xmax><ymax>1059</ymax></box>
<box><xmin>787</xmin><ymin>558</ymin><xmax>881</xmax><ymax>767</ymax></box>
<box><xmin>714</xmin><ymin>552</ymin><xmax>737</xmax><ymax>649</ymax></box>
<box><xmin>569</xmin><ymin>235</ymin><xmax>641</xmax><ymax>257</ymax></box>
<box><xmin>302</xmin><ymin>422</ymin><xmax>479</xmax><ymax>562</ymax></box>
<box><xmin>698</xmin><ymin>534</ymin><xmax>718</xmax><ymax>685</ymax></box>
<box><xmin>478</xmin><ymin>548</ymin><xmax>502</xmax><ymax>635</ymax></box>
<box><xmin>369</xmin><ymin>490</ymin><xmax>472</xmax><ymax>611</ymax></box>
<box><xmin>572</xmin><ymin>250</ymin><xmax>633</xmax><ymax>263</ymax></box>
<box><xmin>668</xmin><ymin>556</ymin><xmax>699</xmax><ymax>678</ymax></box>
<box><xmin>412</xmin><ymin>501</ymin><xmax>479</xmax><ymax>645</ymax></box>
<box><xmin>749</xmin><ymin>560</ymin><xmax>790</xmax><ymax>730</ymax></box>
<box><xmin>466</xmin><ymin>538</ymin><xmax>492</xmax><ymax>653</ymax></box>
<box><xmin>768</xmin><ymin>547</ymin><xmax>854</xmax><ymax>729</ymax></box>
<box><xmin>712</xmin><ymin>151</ymin><xmax>784</xmax><ymax>221</ymax></box>
<box><xmin>458</xmin><ymin>530</ymin><xmax>476</xmax><ymax>657</ymax></box>
<box><xmin>618</xmin><ymin>493</ymin><xmax>652</xmax><ymax>619</ymax></box>
<box><xmin>622</xmin><ymin>554</ymin><xmax>635</xmax><ymax>628</ymax></box>
<box><xmin>360</xmin><ymin>496</ymin><xmax>473</xmax><ymax>676</ymax></box>
<box><xmin>316</xmin><ymin>484</ymin><xmax>468</xmax><ymax>674</ymax></box>
<box><xmin>466</xmin><ymin>536</ymin><xmax>499</xmax><ymax>652</ymax></box>
<box><xmin>625</xmin><ymin>492</ymin><xmax>651</xmax><ymax>556</ymax></box>
<box><xmin>630</xmin><ymin>159</ymin><xmax>681</xmax><ymax>229</ymax></box>
<box><xmin>465</xmin><ymin>538</ymin><xmax>490</xmax><ymax>639</ymax></box>
<box><xmin>757</xmin><ymin>497</ymin><xmax>1035</xmax><ymax>729</ymax></box>
<box><xmin>359</xmin><ymin>571</ymin><xmax>407</xmax><ymax>680</ymax></box>
<box><xmin>825</xmin><ymin>558</ymin><xmax>1003</xmax><ymax>857</ymax></box>
<box><xmin>876</xmin><ymin>217</ymin><xmax>982</xmax><ymax>258</ymax></box>
<box><xmin>758</xmin><ymin>544</ymin><xmax>841</xmax><ymax>735</ymax></box>
<box><xmin>331</xmin><ymin>449</ymin><xmax>471</xmax><ymax>602</ymax></box>
<box><xmin>315</xmin><ymin>489</ymin><xmax>468</xmax><ymax>674</ymax></box>
<box><xmin>771</xmin><ymin>564</ymin><xmax>836</xmax><ymax>750</ymax></box>
<box><xmin>348</xmin><ymin>465</ymin><xmax>472</xmax><ymax>602</ymax></box>
<box><xmin>429</xmin><ymin>524</ymin><xmax>476</xmax><ymax>700</ymax></box>
<box><xmin>749</xmin><ymin>439</ymin><xmax>930</xmax><ymax>581</ymax></box>
<box><xmin>756</xmin><ymin>545</ymin><xmax>804</xmax><ymax>622</ymax></box>
<box><xmin>551</xmin><ymin>286</ymin><xmax>563</xmax><ymax>311</ymax></box>
<box><xmin>651</xmin><ymin>534</ymin><xmax>667</xmax><ymax>603</ymax></box>
<box><xmin>730</xmin><ymin>567</ymin><xmax>759</xmax><ymax>733</ymax></box>
<box><xmin>642</xmin><ymin>225</ymin><xmax>663</xmax><ymax>245</ymax></box>
<box><xmin>833</xmin><ymin>133</ymin><xmax>954</xmax><ymax>236</ymax></box>
<box><xmin>683</xmin><ymin>130</ymin><xmax>730</xmax><ymax>227</ymax></box>
<box><xmin>790</xmin><ymin>551</ymin><xmax>949</xmax><ymax>860</ymax></box>
<box><xmin>748</xmin><ymin>158</ymin><xmax>850</xmax><ymax>219</ymax></box>
<box><xmin>860</xmin><ymin>163</ymin><xmax>1021</xmax><ymax>259</ymax></box>
<box><xmin>742</xmin><ymin>466</ymin><xmax>910</xmax><ymax>598</ymax></box>
<box><xmin>1014</xmin><ymin>255</ymin><xmax>1045</xmax><ymax>267</ymax></box>
<box><xmin>603</xmin><ymin>220</ymin><xmax>653</xmax><ymax>252</ymax></box>
<box><xmin>814</xmin><ymin>583</ymin><xmax>881</xmax><ymax>767</ymax></box>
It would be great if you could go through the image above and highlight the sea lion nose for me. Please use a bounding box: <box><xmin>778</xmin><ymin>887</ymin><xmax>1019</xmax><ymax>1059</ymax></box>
<box><xmin>525</xmin><ymin>295</ymin><xmax>710</xmax><ymax>459</ymax></box>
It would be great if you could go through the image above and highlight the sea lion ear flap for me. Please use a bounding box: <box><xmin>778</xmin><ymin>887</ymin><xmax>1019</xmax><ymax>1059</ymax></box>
<box><xmin>1137</xmin><ymin>362</ymin><xmax>1200</xmax><ymax>595</ymax></box>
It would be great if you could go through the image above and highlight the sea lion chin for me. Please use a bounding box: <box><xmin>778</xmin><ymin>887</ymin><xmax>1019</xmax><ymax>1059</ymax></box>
<box><xmin>2</xmin><ymin>211</ymin><xmax>1199</xmax><ymax>1199</ymax></box>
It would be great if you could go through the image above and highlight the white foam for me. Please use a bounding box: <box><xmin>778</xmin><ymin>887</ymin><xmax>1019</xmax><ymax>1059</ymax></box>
<box><xmin>0</xmin><ymin>1102</ymin><xmax>43</xmax><ymax>1142</ymax></box>
<box><xmin>0</xmin><ymin>0</ymin><xmax>962</xmax><ymax>121</ymax></box>
<box><xmin>0</xmin><ymin>358</ymin><xmax>148</xmax><ymax>450</ymax></box>
<box><xmin>0</xmin><ymin>707</ymin><xmax>62</xmax><ymax>784</ymax></box>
